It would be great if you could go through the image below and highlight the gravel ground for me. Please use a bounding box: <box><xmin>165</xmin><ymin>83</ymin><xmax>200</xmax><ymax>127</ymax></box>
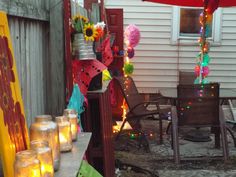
<box><xmin>115</xmin><ymin>107</ymin><xmax>236</xmax><ymax>177</ymax></box>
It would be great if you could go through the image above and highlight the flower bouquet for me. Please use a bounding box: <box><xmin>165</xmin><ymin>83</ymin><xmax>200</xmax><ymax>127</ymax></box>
<box><xmin>71</xmin><ymin>13</ymin><xmax>88</xmax><ymax>33</ymax></box>
<box><xmin>71</xmin><ymin>13</ymin><xmax>106</xmax><ymax>59</ymax></box>
<box><xmin>71</xmin><ymin>13</ymin><xmax>105</xmax><ymax>42</ymax></box>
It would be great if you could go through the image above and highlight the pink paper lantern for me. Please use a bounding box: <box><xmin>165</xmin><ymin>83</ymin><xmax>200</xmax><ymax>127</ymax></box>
<box><xmin>203</xmin><ymin>66</ymin><xmax>209</xmax><ymax>77</ymax></box>
<box><xmin>124</xmin><ymin>24</ymin><xmax>140</xmax><ymax>47</ymax></box>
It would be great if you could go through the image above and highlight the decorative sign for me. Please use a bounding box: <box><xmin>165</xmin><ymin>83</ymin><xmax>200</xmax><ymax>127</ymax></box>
<box><xmin>0</xmin><ymin>11</ymin><xmax>29</xmax><ymax>177</ymax></box>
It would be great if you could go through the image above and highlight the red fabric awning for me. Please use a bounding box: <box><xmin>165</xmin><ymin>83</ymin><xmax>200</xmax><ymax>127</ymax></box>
<box><xmin>142</xmin><ymin>0</ymin><xmax>236</xmax><ymax>7</ymax></box>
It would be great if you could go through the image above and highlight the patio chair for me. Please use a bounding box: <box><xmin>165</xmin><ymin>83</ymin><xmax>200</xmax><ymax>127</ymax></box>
<box><xmin>179</xmin><ymin>70</ymin><xmax>195</xmax><ymax>85</ymax></box>
<box><xmin>113</xmin><ymin>76</ymin><xmax>170</xmax><ymax>144</ymax></box>
<box><xmin>171</xmin><ymin>83</ymin><xmax>229</xmax><ymax>164</ymax></box>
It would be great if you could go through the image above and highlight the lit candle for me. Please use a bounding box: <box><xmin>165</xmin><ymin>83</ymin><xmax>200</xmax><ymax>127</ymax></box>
<box><xmin>30</xmin><ymin>140</ymin><xmax>54</xmax><ymax>177</ymax></box>
<box><xmin>14</xmin><ymin>150</ymin><xmax>41</xmax><ymax>177</ymax></box>
<box><xmin>30</xmin><ymin>115</ymin><xmax>60</xmax><ymax>171</ymax></box>
<box><xmin>56</xmin><ymin>116</ymin><xmax>72</xmax><ymax>152</ymax></box>
<box><xmin>63</xmin><ymin>109</ymin><xmax>78</xmax><ymax>141</ymax></box>
<box><xmin>59</xmin><ymin>133</ymin><xmax>67</xmax><ymax>144</ymax></box>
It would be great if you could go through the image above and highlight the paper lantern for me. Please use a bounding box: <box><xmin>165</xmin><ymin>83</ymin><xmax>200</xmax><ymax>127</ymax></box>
<box><xmin>202</xmin><ymin>77</ymin><xmax>209</xmax><ymax>84</ymax></box>
<box><xmin>124</xmin><ymin>63</ymin><xmax>134</xmax><ymax>75</ymax></box>
<box><xmin>127</xmin><ymin>47</ymin><xmax>135</xmax><ymax>59</ymax></box>
<box><xmin>206</xmin><ymin>14</ymin><xmax>213</xmax><ymax>24</ymax></box>
<box><xmin>194</xmin><ymin>77</ymin><xmax>200</xmax><ymax>84</ymax></box>
<box><xmin>194</xmin><ymin>65</ymin><xmax>200</xmax><ymax>76</ymax></box>
<box><xmin>202</xmin><ymin>66</ymin><xmax>209</xmax><ymax>77</ymax></box>
<box><xmin>124</xmin><ymin>24</ymin><xmax>140</xmax><ymax>47</ymax></box>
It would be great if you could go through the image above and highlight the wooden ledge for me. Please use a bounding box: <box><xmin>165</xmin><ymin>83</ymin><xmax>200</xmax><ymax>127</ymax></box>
<box><xmin>55</xmin><ymin>132</ymin><xmax>91</xmax><ymax>177</ymax></box>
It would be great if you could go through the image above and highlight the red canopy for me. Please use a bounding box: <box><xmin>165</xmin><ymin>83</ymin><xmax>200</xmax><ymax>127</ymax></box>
<box><xmin>143</xmin><ymin>0</ymin><xmax>236</xmax><ymax>7</ymax></box>
<box><xmin>143</xmin><ymin>0</ymin><xmax>236</xmax><ymax>14</ymax></box>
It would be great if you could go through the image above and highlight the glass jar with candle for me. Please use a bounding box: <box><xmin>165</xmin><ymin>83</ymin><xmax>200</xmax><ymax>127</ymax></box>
<box><xmin>14</xmin><ymin>150</ymin><xmax>41</xmax><ymax>177</ymax></box>
<box><xmin>30</xmin><ymin>115</ymin><xmax>60</xmax><ymax>171</ymax></box>
<box><xmin>55</xmin><ymin>116</ymin><xmax>72</xmax><ymax>152</ymax></box>
<box><xmin>63</xmin><ymin>109</ymin><xmax>78</xmax><ymax>141</ymax></box>
<box><xmin>30</xmin><ymin>140</ymin><xmax>54</xmax><ymax>177</ymax></box>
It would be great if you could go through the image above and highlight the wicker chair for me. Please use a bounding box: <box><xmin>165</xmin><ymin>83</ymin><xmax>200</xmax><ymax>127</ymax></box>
<box><xmin>171</xmin><ymin>83</ymin><xmax>229</xmax><ymax>164</ymax></box>
<box><xmin>113</xmin><ymin>76</ymin><xmax>170</xmax><ymax>144</ymax></box>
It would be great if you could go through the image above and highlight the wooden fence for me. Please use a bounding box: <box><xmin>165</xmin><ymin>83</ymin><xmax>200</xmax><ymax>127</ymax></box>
<box><xmin>0</xmin><ymin>0</ymin><xmax>65</xmax><ymax>127</ymax></box>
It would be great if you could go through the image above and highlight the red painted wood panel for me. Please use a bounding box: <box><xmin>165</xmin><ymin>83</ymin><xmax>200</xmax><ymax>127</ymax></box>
<box><xmin>64</xmin><ymin>0</ymin><xmax>73</xmax><ymax>102</ymax></box>
<box><xmin>106</xmin><ymin>9</ymin><xmax>124</xmax><ymax>120</ymax></box>
<box><xmin>83</xmin><ymin>87</ymin><xmax>115</xmax><ymax>177</ymax></box>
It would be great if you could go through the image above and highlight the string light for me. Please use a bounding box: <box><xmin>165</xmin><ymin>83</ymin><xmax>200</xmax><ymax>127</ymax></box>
<box><xmin>194</xmin><ymin>4</ymin><xmax>212</xmax><ymax>84</ymax></box>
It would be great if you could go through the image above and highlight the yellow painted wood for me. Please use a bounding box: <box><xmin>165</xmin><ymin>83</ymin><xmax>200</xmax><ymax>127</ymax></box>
<box><xmin>0</xmin><ymin>11</ymin><xmax>29</xmax><ymax>177</ymax></box>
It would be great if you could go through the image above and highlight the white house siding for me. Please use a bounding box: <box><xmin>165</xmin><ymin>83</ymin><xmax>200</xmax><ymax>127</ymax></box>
<box><xmin>105</xmin><ymin>0</ymin><xmax>236</xmax><ymax>92</ymax></box>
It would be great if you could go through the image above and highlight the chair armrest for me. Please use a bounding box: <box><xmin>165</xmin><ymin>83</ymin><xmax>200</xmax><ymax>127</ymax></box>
<box><xmin>129</xmin><ymin>100</ymin><xmax>161</xmax><ymax>113</ymax></box>
<box><xmin>139</xmin><ymin>93</ymin><xmax>172</xmax><ymax>103</ymax></box>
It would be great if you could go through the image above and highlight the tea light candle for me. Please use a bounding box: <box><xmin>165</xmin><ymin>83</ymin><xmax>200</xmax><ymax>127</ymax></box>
<box><xmin>30</xmin><ymin>140</ymin><xmax>54</xmax><ymax>177</ymax></box>
<box><xmin>14</xmin><ymin>150</ymin><xmax>41</xmax><ymax>177</ymax></box>
<box><xmin>55</xmin><ymin>116</ymin><xmax>72</xmax><ymax>152</ymax></box>
<box><xmin>63</xmin><ymin>109</ymin><xmax>78</xmax><ymax>141</ymax></box>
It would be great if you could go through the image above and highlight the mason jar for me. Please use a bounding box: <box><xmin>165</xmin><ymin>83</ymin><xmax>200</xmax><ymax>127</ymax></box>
<box><xmin>14</xmin><ymin>150</ymin><xmax>41</xmax><ymax>177</ymax></box>
<box><xmin>30</xmin><ymin>140</ymin><xmax>54</xmax><ymax>177</ymax></box>
<box><xmin>30</xmin><ymin>115</ymin><xmax>60</xmax><ymax>171</ymax></box>
<box><xmin>55</xmin><ymin>116</ymin><xmax>72</xmax><ymax>152</ymax></box>
<box><xmin>63</xmin><ymin>109</ymin><xmax>78</xmax><ymax>141</ymax></box>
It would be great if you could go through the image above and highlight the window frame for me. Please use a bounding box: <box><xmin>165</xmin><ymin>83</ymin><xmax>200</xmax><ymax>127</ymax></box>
<box><xmin>171</xmin><ymin>6</ymin><xmax>222</xmax><ymax>45</ymax></box>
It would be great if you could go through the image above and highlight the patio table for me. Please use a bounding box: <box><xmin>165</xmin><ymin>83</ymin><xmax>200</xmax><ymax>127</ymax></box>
<box><xmin>159</xmin><ymin>88</ymin><xmax>236</xmax><ymax>105</ymax></box>
<box><xmin>159</xmin><ymin>87</ymin><xmax>236</xmax><ymax>145</ymax></box>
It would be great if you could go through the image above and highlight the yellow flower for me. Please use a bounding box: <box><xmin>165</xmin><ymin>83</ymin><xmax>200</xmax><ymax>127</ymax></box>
<box><xmin>71</xmin><ymin>14</ymin><xmax>89</xmax><ymax>33</ymax></box>
<box><xmin>83</xmin><ymin>23</ymin><xmax>98</xmax><ymax>42</ymax></box>
<box><xmin>72</xmin><ymin>14</ymin><xmax>88</xmax><ymax>24</ymax></box>
<box><xmin>81</xmin><ymin>16</ymin><xmax>89</xmax><ymax>23</ymax></box>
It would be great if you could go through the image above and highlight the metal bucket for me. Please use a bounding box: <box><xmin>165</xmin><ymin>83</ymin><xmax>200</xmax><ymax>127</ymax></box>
<box><xmin>72</xmin><ymin>33</ymin><xmax>96</xmax><ymax>60</ymax></box>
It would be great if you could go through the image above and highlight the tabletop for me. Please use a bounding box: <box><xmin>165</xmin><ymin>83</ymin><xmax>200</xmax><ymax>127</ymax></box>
<box><xmin>159</xmin><ymin>88</ymin><xmax>236</xmax><ymax>100</ymax></box>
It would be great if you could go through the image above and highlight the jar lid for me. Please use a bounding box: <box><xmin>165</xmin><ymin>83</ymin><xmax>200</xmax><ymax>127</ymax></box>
<box><xmin>30</xmin><ymin>139</ymin><xmax>49</xmax><ymax>148</ymax></box>
<box><xmin>30</xmin><ymin>140</ymin><xmax>51</xmax><ymax>153</ymax></box>
<box><xmin>35</xmin><ymin>115</ymin><xmax>52</xmax><ymax>122</ymax></box>
<box><xmin>15</xmin><ymin>150</ymin><xmax>37</xmax><ymax>160</ymax></box>
<box><xmin>63</xmin><ymin>109</ymin><xmax>78</xmax><ymax>116</ymax></box>
<box><xmin>55</xmin><ymin>116</ymin><xmax>69</xmax><ymax>123</ymax></box>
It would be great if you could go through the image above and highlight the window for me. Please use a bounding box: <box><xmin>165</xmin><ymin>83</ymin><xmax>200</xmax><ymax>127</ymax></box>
<box><xmin>172</xmin><ymin>6</ymin><xmax>222</xmax><ymax>44</ymax></box>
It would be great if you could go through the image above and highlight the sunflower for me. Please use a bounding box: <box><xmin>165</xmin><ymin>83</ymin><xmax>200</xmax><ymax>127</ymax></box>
<box><xmin>83</xmin><ymin>23</ymin><xmax>98</xmax><ymax>42</ymax></box>
<box><xmin>72</xmin><ymin>14</ymin><xmax>88</xmax><ymax>33</ymax></box>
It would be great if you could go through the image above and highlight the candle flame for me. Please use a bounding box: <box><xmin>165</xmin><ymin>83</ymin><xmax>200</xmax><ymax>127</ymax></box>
<box><xmin>59</xmin><ymin>133</ymin><xmax>67</xmax><ymax>143</ymax></box>
<box><xmin>31</xmin><ymin>168</ymin><xmax>41</xmax><ymax>177</ymax></box>
<box><xmin>41</xmin><ymin>164</ymin><xmax>54</xmax><ymax>176</ymax></box>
